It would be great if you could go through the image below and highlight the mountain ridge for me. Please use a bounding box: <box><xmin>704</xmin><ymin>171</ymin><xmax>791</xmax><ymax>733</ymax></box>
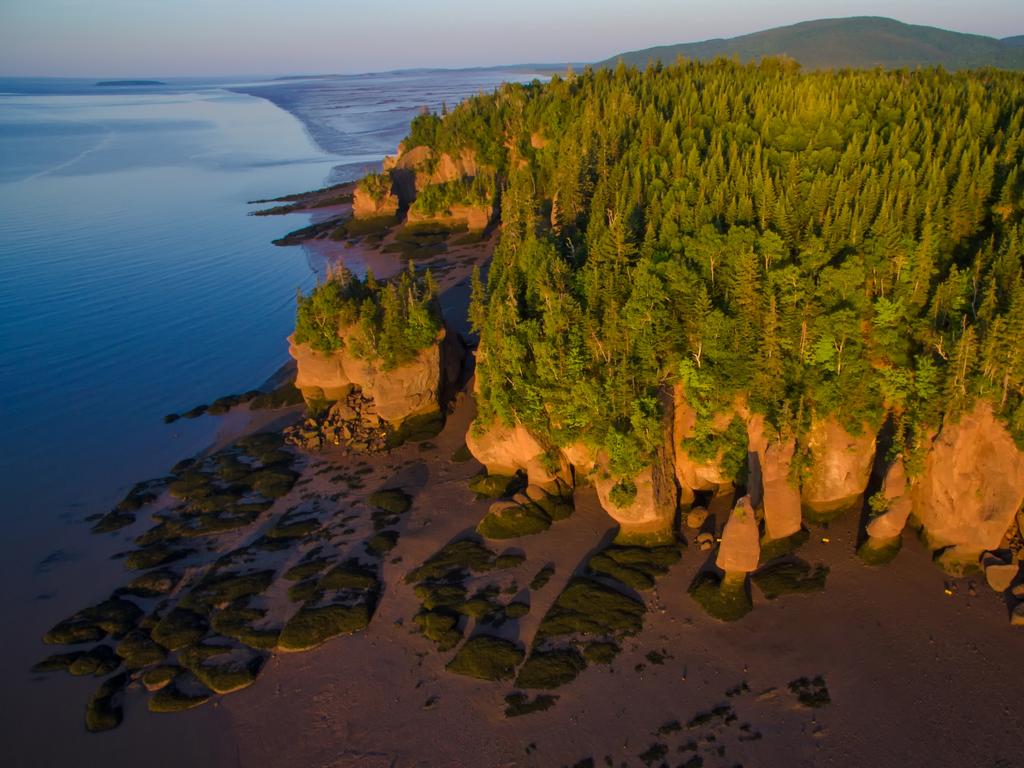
<box><xmin>597</xmin><ymin>16</ymin><xmax>1024</xmax><ymax>70</ymax></box>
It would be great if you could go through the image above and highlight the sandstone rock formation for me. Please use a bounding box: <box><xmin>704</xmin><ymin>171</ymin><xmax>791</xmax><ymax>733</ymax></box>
<box><xmin>465</xmin><ymin>420</ymin><xmax>570</xmax><ymax>493</ymax></box>
<box><xmin>716</xmin><ymin>496</ymin><xmax>760</xmax><ymax>573</ymax></box>
<box><xmin>800</xmin><ymin>416</ymin><xmax>876</xmax><ymax>516</ymax></box>
<box><xmin>865</xmin><ymin>457</ymin><xmax>914</xmax><ymax>541</ymax></box>
<box><xmin>747</xmin><ymin>414</ymin><xmax>802</xmax><ymax>541</ymax></box>
<box><xmin>593</xmin><ymin>459</ymin><xmax>677</xmax><ymax>542</ymax></box>
<box><xmin>912</xmin><ymin>401</ymin><xmax>1024</xmax><ymax>557</ymax></box>
<box><xmin>672</xmin><ymin>384</ymin><xmax>734</xmax><ymax>498</ymax></box>
<box><xmin>352</xmin><ymin>184</ymin><xmax>398</xmax><ymax>219</ymax></box>
<box><xmin>406</xmin><ymin>203</ymin><xmax>491</xmax><ymax>231</ymax></box>
<box><xmin>289</xmin><ymin>325</ymin><xmax>462</xmax><ymax>435</ymax></box>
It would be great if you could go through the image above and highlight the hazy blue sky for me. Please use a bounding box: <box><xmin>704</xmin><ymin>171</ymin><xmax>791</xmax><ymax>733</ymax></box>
<box><xmin>2</xmin><ymin>0</ymin><xmax>1023</xmax><ymax>77</ymax></box>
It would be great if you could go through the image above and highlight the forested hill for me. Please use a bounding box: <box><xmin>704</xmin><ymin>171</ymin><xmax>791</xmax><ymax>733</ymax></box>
<box><xmin>596</xmin><ymin>17</ymin><xmax>1024</xmax><ymax>71</ymax></box>
<box><xmin>395</xmin><ymin>61</ymin><xmax>1024</xmax><ymax>485</ymax></box>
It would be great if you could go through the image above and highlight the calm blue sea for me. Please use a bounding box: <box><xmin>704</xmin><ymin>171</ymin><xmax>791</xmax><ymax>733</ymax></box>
<box><xmin>0</xmin><ymin>70</ymin><xmax>535</xmax><ymax>535</ymax></box>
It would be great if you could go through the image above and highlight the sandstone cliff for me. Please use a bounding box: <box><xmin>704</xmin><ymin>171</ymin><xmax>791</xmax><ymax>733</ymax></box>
<box><xmin>911</xmin><ymin>402</ymin><xmax>1024</xmax><ymax>557</ymax></box>
<box><xmin>289</xmin><ymin>324</ymin><xmax>462</xmax><ymax>431</ymax></box>
<box><xmin>800</xmin><ymin>416</ymin><xmax>876</xmax><ymax>516</ymax></box>
<box><xmin>464</xmin><ymin>420</ymin><xmax>570</xmax><ymax>493</ymax></box>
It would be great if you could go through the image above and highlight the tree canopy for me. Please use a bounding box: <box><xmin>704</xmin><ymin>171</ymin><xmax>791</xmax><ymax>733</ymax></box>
<box><xmin>399</xmin><ymin>59</ymin><xmax>1024</xmax><ymax>479</ymax></box>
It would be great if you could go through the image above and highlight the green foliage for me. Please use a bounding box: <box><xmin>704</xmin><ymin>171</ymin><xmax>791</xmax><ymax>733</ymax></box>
<box><xmin>445</xmin><ymin>635</ymin><xmax>524</xmax><ymax>681</ymax></box>
<box><xmin>607</xmin><ymin>479</ymin><xmax>637</xmax><ymax>508</ymax></box>
<box><xmin>409</xmin><ymin>173</ymin><xmax>495</xmax><ymax>218</ymax></box>
<box><xmin>358</xmin><ymin>172</ymin><xmax>393</xmax><ymax>203</ymax></box>
<box><xmin>295</xmin><ymin>263</ymin><xmax>441</xmax><ymax>369</ymax></box>
<box><xmin>423</xmin><ymin>60</ymin><xmax>1024</xmax><ymax>467</ymax></box>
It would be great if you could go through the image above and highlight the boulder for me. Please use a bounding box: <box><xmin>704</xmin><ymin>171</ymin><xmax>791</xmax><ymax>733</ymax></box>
<box><xmin>465</xmin><ymin>420</ymin><xmax>569</xmax><ymax>493</ymax></box>
<box><xmin>696</xmin><ymin>532</ymin><xmax>715</xmax><ymax>551</ymax></box>
<box><xmin>594</xmin><ymin>459</ymin><xmax>677</xmax><ymax>542</ymax></box>
<box><xmin>800</xmin><ymin>416</ymin><xmax>876</xmax><ymax>516</ymax></box>
<box><xmin>913</xmin><ymin>401</ymin><xmax>1024</xmax><ymax>555</ymax></box>
<box><xmin>1011</xmin><ymin>602</ymin><xmax>1024</xmax><ymax>628</ymax></box>
<box><xmin>866</xmin><ymin>457</ymin><xmax>914</xmax><ymax>540</ymax></box>
<box><xmin>985</xmin><ymin>562</ymin><xmax>1019</xmax><ymax>593</ymax></box>
<box><xmin>685</xmin><ymin>507</ymin><xmax>709</xmax><ymax>530</ymax></box>
<box><xmin>716</xmin><ymin>497</ymin><xmax>760</xmax><ymax>574</ymax></box>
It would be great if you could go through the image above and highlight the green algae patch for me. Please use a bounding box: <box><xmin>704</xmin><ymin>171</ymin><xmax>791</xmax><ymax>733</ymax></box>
<box><xmin>445</xmin><ymin>635</ymin><xmax>524</xmax><ymax>681</ymax></box>
<box><xmin>115</xmin><ymin>629</ymin><xmax>167</xmax><ymax>669</ymax></box>
<box><xmin>857</xmin><ymin>535</ymin><xmax>902</xmax><ymax>566</ymax></box>
<box><xmin>180</xmin><ymin>570</ymin><xmax>274</xmax><ymax>613</ymax></box>
<box><xmin>468</xmin><ymin>473</ymin><xmax>525</xmax><ymax>499</ymax></box>
<box><xmin>515</xmin><ymin>648</ymin><xmax>587</xmax><ymax>689</ymax></box>
<box><xmin>529</xmin><ymin>565</ymin><xmax>555</xmax><ymax>591</ymax></box>
<box><xmin>119</xmin><ymin>569</ymin><xmax>180</xmax><ymax>598</ymax></box>
<box><xmin>751</xmin><ymin>559</ymin><xmax>829</xmax><ymax>599</ymax></box>
<box><xmin>367</xmin><ymin>488</ymin><xmax>412</xmax><ymax>515</ymax></box>
<box><xmin>319</xmin><ymin>560</ymin><xmax>380</xmax><ymax>591</ymax></box>
<box><xmin>283</xmin><ymin>558</ymin><xmax>331</xmax><ymax>581</ymax></box>
<box><xmin>404</xmin><ymin>539</ymin><xmax>500</xmax><ymax>583</ymax></box>
<box><xmin>476</xmin><ymin>502</ymin><xmax>551</xmax><ymax>539</ymax></box>
<box><xmin>44</xmin><ymin>598</ymin><xmax>143</xmax><ymax>645</ymax></box>
<box><xmin>413</xmin><ymin>609</ymin><xmax>462</xmax><ymax>651</ymax></box>
<box><xmin>141</xmin><ymin>665</ymin><xmax>179</xmax><ymax>692</ymax></box>
<box><xmin>536</xmin><ymin>578</ymin><xmax>645</xmax><ymax>640</ymax></box>
<box><xmin>151</xmin><ymin>608</ymin><xmax>208</xmax><ymax>651</ymax></box>
<box><xmin>688</xmin><ymin>571</ymin><xmax>752</xmax><ymax>622</ymax></box>
<box><xmin>124</xmin><ymin>543</ymin><xmax>191</xmax><ymax>571</ymax></box>
<box><xmin>68</xmin><ymin>645</ymin><xmax>120</xmax><ymax>677</ymax></box>
<box><xmin>85</xmin><ymin>673</ymin><xmax>128</xmax><ymax>732</ymax></box>
<box><xmin>586</xmin><ymin>544</ymin><xmax>681</xmax><ymax>591</ymax></box>
<box><xmin>759</xmin><ymin>527</ymin><xmax>810</xmax><ymax>563</ymax></box>
<box><xmin>278</xmin><ymin>603</ymin><xmax>371</xmax><ymax>652</ymax></box>
<box><xmin>504</xmin><ymin>691</ymin><xmax>559</xmax><ymax>718</ymax></box>
<box><xmin>582</xmin><ymin>640</ymin><xmax>620</xmax><ymax>665</ymax></box>
<box><xmin>148</xmin><ymin>682</ymin><xmax>211</xmax><ymax>713</ymax></box>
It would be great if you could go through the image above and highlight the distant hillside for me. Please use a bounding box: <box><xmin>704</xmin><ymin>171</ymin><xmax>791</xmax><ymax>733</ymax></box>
<box><xmin>597</xmin><ymin>17</ymin><xmax>1024</xmax><ymax>71</ymax></box>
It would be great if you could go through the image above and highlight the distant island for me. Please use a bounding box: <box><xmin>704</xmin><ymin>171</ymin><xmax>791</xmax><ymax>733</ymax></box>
<box><xmin>598</xmin><ymin>16</ymin><xmax>1024</xmax><ymax>70</ymax></box>
<box><xmin>95</xmin><ymin>80</ymin><xmax>166</xmax><ymax>86</ymax></box>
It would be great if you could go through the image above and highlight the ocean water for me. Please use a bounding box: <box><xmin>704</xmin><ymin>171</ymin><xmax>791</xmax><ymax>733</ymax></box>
<box><xmin>0</xmin><ymin>70</ymin><xmax>537</xmax><ymax>764</ymax></box>
<box><xmin>0</xmin><ymin>70</ymin><xmax>535</xmax><ymax>536</ymax></box>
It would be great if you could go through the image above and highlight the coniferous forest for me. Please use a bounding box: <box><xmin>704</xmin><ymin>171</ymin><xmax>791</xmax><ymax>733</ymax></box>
<box><xmin>393</xmin><ymin>59</ymin><xmax>1024</xmax><ymax>487</ymax></box>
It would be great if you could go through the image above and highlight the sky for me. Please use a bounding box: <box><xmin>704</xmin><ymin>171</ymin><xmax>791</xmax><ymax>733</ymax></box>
<box><xmin>1</xmin><ymin>0</ymin><xmax>1023</xmax><ymax>77</ymax></box>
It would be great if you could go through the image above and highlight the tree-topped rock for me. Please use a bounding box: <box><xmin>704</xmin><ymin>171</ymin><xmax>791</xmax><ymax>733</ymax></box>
<box><xmin>352</xmin><ymin>172</ymin><xmax>398</xmax><ymax>219</ymax></box>
<box><xmin>289</xmin><ymin>264</ymin><xmax>462</xmax><ymax>441</ymax></box>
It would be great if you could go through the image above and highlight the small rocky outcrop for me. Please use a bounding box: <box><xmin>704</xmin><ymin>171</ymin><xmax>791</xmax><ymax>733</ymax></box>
<box><xmin>716</xmin><ymin>496</ymin><xmax>760</xmax><ymax>574</ymax></box>
<box><xmin>800</xmin><ymin>416</ymin><xmax>876</xmax><ymax>516</ymax></box>
<box><xmin>352</xmin><ymin>184</ymin><xmax>398</xmax><ymax>219</ymax></box>
<box><xmin>289</xmin><ymin>325</ymin><xmax>462</xmax><ymax>450</ymax></box>
<box><xmin>593</xmin><ymin>459</ymin><xmax>678</xmax><ymax>543</ymax></box>
<box><xmin>865</xmin><ymin>457</ymin><xmax>914</xmax><ymax>541</ymax></box>
<box><xmin>747</xmin><ymin>414</ymin><xmax>802</xmax><ymax>541</ymax></box>
<box><xmin>912</xmin><ymin>401</ymin><xmax>1024</xmax><ymax>557</ymax></box>
<box><xmin>464</xmin><ymin>420</ymin><xmax>570</xmax><ymax>493</ymax></box>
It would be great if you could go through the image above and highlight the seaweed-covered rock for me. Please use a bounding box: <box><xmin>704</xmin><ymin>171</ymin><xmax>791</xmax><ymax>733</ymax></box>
<box><xmin>445</xmin><ymin>635</ymin><xmax>524</xmax><ymax>681</ymax></box>
<box><xmin>278</xmin><ymin>603</ymin><xmax>371</xmax><ymax>652</ymax></box>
